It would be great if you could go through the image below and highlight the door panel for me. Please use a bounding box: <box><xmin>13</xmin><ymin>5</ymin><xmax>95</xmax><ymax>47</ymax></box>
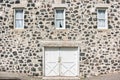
<box><xmin>45</xmin><ymin>48</ymin><xmax>59</xmax><ymax>76</ymax></box>
<box><xmin>44</xmin><ymin>47</ymin><xmax>79</xmax><ymax>76</ymax></box>
<box><xmin>60</xmin><ymin>48</ymin><xmax>78</xmax><ymax>76</ymax></box>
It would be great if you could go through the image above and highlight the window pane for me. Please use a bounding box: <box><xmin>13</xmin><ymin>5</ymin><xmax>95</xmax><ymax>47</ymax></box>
<box><xmin>15</xmin><ymin>9</ymin><xmax>23</xmax><ymax>19</ymax></box>
<box><xmin>98</xmin><ymin>10</ymin><xmax>105</xmax><ymax>19</ymax></box>
<box><xmin>98</xmin><ymin>19</ymin><xmax>105</xmax><ymax>27</ymax></box>
<box><xmin>56</xmin><ymin>20</ymin><xmax>64</xmax><ymax>28</ymax></box>
<box><xmin>15</xmin><ymin>20</ymin><xmax>24</xmax><ymax>28</ymax></box>
<box><xmin>56</xmin><ymin>10</ymin><xmax>64</xmax><ymax>19</ymax></box>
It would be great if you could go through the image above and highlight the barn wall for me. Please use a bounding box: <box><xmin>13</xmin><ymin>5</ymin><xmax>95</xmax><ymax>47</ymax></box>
<box><xmin>0</xmin><ymin>0</ymin><xmax>120</xmax><ymax>78</ymax></box>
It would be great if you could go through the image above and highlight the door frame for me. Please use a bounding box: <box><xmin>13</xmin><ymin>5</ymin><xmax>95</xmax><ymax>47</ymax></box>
<box><xmin>43</xmin><ymin>47</ymin><xmax>80</xmax><ymax>77</ymax></box>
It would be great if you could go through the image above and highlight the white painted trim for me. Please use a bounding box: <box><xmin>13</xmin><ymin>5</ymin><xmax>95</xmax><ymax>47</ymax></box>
<box><xmin>55</xmin><ymin>9</ymin><xmax>66</xmax><ymax>29</ymax></box>
<box><xmin>14</xmin><ymin>9</ymin><xmax>24</xmax><ymax>29</ymax></box>
<box><xmin>106</xmin><ymin>9</ymin><xmax>108</xmax><ymax>29</ymax></box>
<box><xmin>43</xmin><ymin>47</ymin><xmax>45</xmax><ymax>77</ymax></box>
<box><xmin>77</xmin><ymin>47</ymin><xmax>80</xmax><ymax>76</ymax></box>
<box><xmin>97</xmin><ymin>9</ymin><xmax>108</xmax><ymax>29</ymax></box>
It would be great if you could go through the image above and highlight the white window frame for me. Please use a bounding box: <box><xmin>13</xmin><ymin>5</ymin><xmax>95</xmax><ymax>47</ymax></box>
<box><xmin>55</xmin><ymin>9</ymin><xmax>65</xmax><ymax>29</ymax></box>
<box><xmin>14</xmin><ymin>9</ymin><xmax>24</xmax><ymax>29</ymax></box>
<box><xmin>97</xmin><ymin>9</ymin><xmax>108</xmax><ymax>29</ymax></box>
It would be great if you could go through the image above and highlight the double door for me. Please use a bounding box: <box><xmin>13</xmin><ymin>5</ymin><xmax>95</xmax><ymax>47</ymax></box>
<box><xmin>44</xmin><ymin>47</ymin><xmax>79</xmax><ymax>76</ymax></box>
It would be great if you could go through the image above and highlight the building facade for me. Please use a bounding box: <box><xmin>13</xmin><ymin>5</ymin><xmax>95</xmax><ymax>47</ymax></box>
<box><xmin>0</xmin><ymin>0</ymin><xmax>120</xmax><ymax>79</ymax></box>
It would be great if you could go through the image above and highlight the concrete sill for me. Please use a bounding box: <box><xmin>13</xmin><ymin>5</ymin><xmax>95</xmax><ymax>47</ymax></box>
<box><xmin>43</xmin><ymin>77</ymin><xmax>80</xmax><ymax>80</ymax></box>
<box><xmin>0</xmin><ymin>77</ymin><xmax>21</xmax><ymax>80</ymax></box>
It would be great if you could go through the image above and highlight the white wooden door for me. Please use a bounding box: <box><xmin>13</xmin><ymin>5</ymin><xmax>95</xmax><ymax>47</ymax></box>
<box><xmin>44</xmin><ymin>47</ymin><xmax>79</xmax><ymax>76</ymax></box>
<box><xmin>60</xmin><ymin>48</ymin><xmax>78</xmax><ymax>76</ymax></box>
<box><xmin>45</xmin><ymin>48</ymin><xmax>59</xmax><ymax>76</ymax></box>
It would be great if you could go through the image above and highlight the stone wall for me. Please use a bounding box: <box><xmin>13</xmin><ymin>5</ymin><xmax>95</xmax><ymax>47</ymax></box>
<box><xmin>0</xmin><ymin>0</ymin><xmax>120</xmax><ymax>78</ymax></box>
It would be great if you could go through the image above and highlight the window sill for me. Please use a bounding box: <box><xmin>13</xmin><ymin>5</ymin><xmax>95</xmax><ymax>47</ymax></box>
<box><xmin>97</xmin><ymin>28</ymin><xmax>108</xmax><ymax>30</ymax></box>
<box><xmin>12</xmin><ymin>28</ymin><xmax>25</xmax><ymax>31</ymax></box>
<box><xmin>56</xmin><ymin>28</ymin><xmax>66</xmax><ymax>29</ymax></box>
<box><xmin>97</xmin><ymin>28</ymin><xmax>110</xmax><ymax>33</ymax></box>
<box><xmin>97</xmin><ymin>27</ymin><xmax>108</xmax><ymax>29</ymax></box>
<box><xmin>14</xmin><ymin>28</ymin><xmax>24</xmax><ymax>29</ymax></box>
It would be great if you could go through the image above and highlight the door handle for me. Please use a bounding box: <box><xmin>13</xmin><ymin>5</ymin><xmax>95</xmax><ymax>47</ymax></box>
<box><xmin>58</xmin><ymin>57</ymin><xmax>61</xmax><ymax>63</ymax></box>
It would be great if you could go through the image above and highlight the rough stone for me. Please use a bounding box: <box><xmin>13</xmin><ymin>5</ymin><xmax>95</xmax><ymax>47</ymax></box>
<box><xmin>0</xmin><ymin>0</ymin><xmax>119</xmax><ymax>78</ymax></box>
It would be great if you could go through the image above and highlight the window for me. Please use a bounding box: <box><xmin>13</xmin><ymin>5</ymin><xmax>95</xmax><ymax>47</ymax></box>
<box><xmin>97</xmin><ymin>9</ymin><xmax>108</xmax><ymax>29</ymax></box>
<box><xmin>14</xmin><ymin>9</ymin><xmax>24</xmax><ymax>29</ymax></box>
<box><xmin>55</xmin><ymin>9</ymin><xmax>65</xmax><ymax>29</ymax></box>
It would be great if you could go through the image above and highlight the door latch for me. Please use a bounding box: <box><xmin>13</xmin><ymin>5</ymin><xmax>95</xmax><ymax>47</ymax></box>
<box><xmin>58</xmin><ymin>57</ymin><xmax>61</xmax><ymax>63</ymax></box>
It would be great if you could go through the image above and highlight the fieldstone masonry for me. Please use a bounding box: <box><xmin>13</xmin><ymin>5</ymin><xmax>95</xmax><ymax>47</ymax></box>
<box><xmin>0</xmin><ymin>0</ymin><xmax>120</xmax><ymax>78</ymax></box>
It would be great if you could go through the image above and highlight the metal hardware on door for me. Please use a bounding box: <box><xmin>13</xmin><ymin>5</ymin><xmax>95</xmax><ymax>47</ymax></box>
<box><xmin>58</xmin><ymin>57</ymin><xmax>61</xmax><ymax>63</ymax></box>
